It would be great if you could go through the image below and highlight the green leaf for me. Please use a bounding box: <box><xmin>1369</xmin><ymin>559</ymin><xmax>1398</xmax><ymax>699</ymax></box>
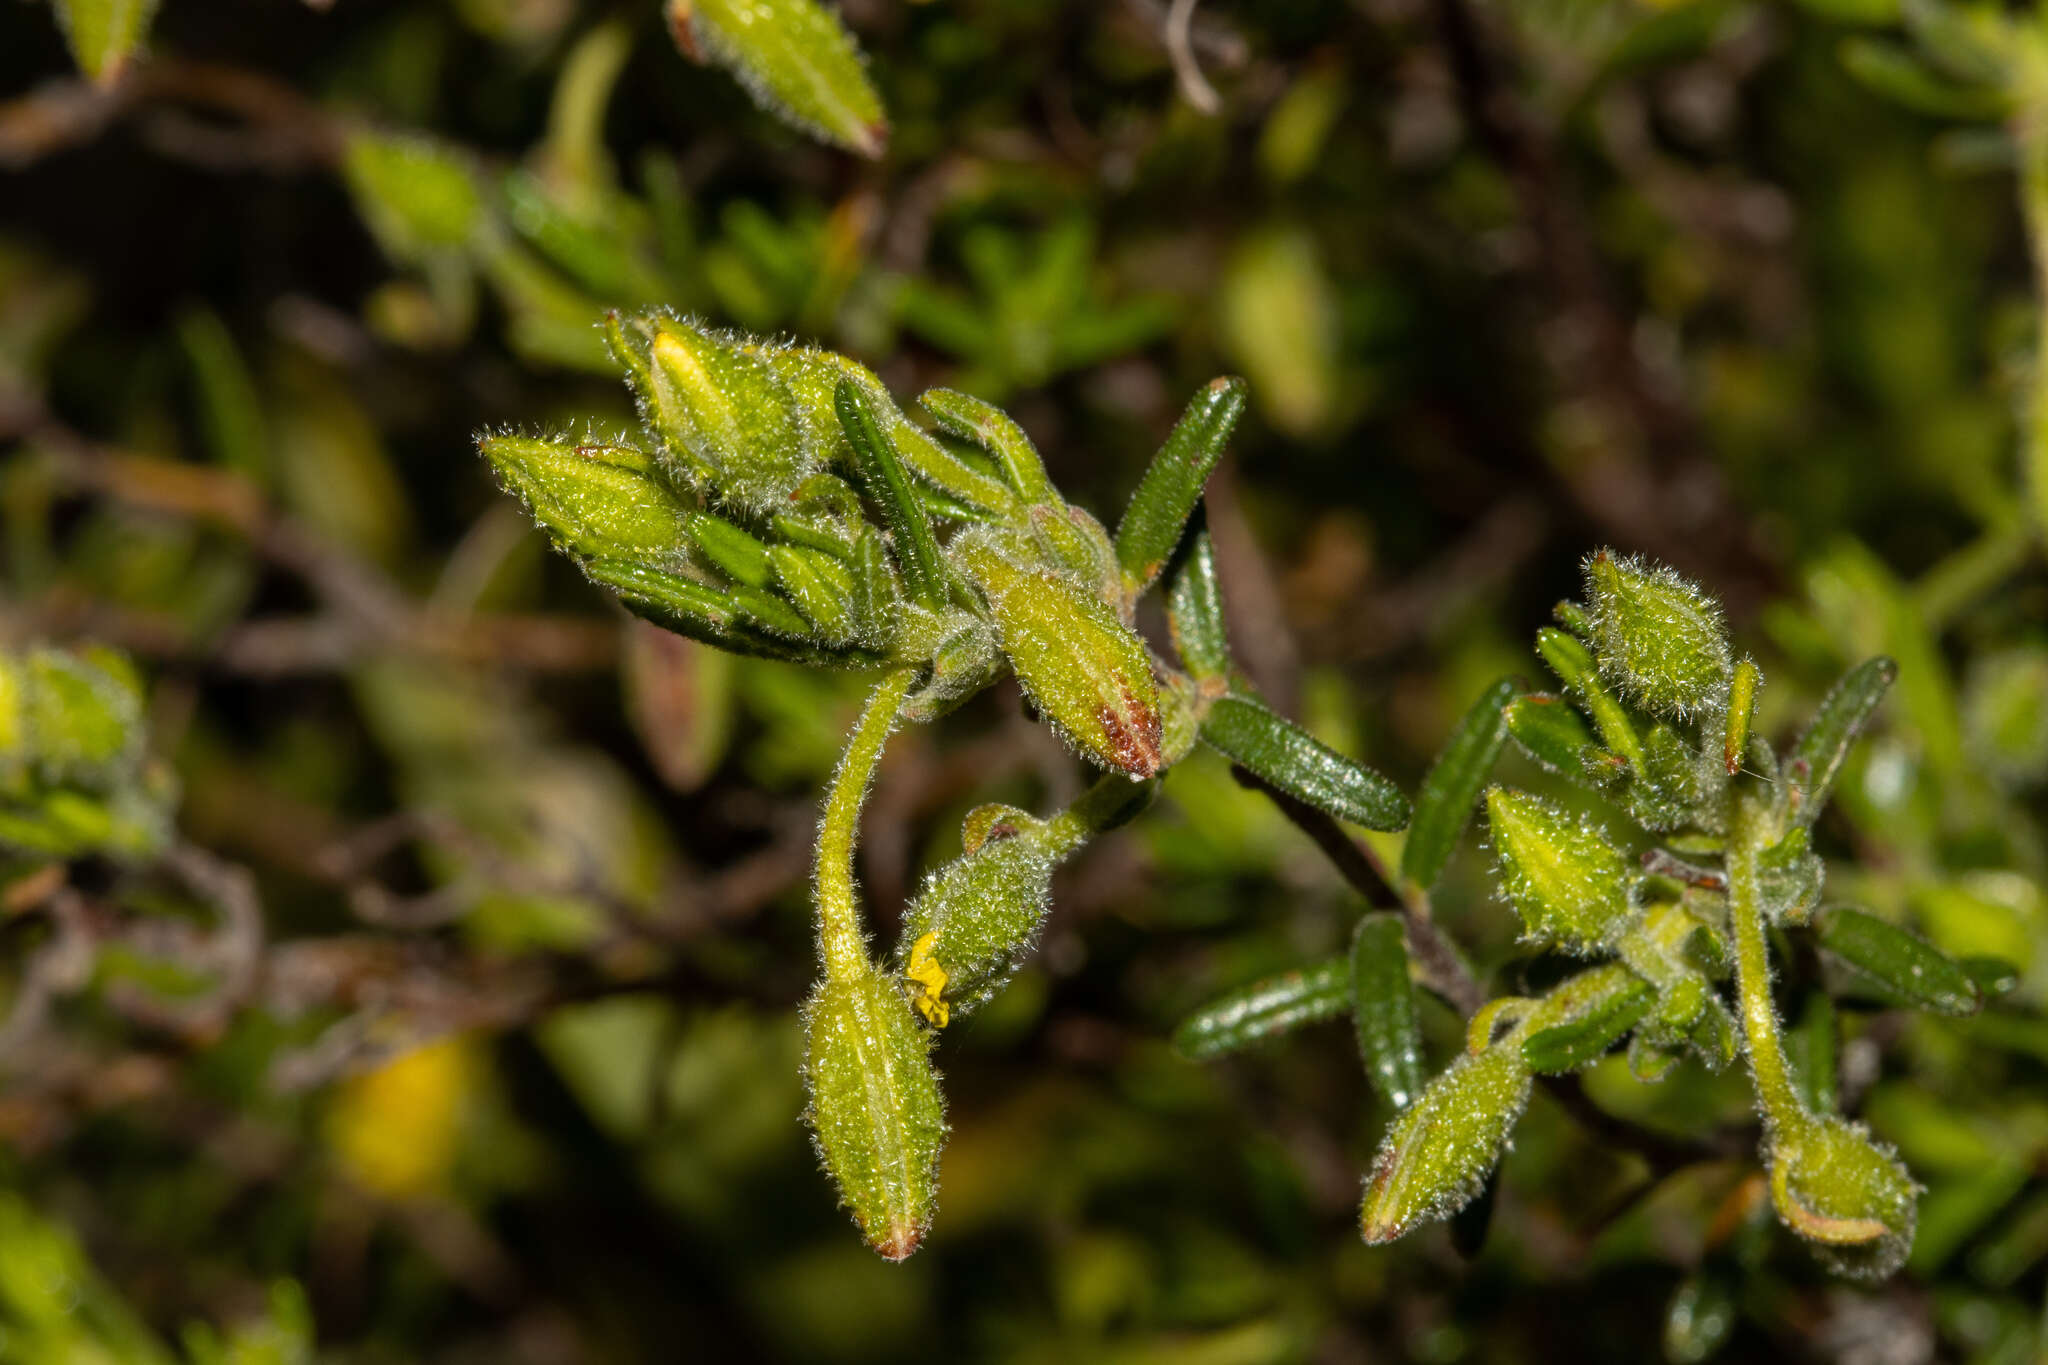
<box><xmin>1584</xmin><ymin>550</ymin><xmax>1732</xmax><ymax>720</ymax></box>
<box><xmin>753</xmin><ymin>341</ymin><xmax>1018</xmax><ymax>519</ymax></box>
<box><xmin>835</xmin><ymin>379</ymin><xmax>949</xmax><ymax>612</ymax></box>
<box><xmin>1402</xmin><ymin>677</ymin><xmax>1518</xmax><ymax>892</ymax></box>
<box><xmin>51</xmin><ymin>0</ymin><xmax>159</xmax><ymax>86</ymax></box>
<box><xmin>1723</xmin><ymin>657</ymin><xmax>1760</xmax><ymax>777</ymax></box>
<box><xmin>1484</xmin><ymin>786</ymin><xmax>1634</xmax><ymax>952</ymax></box>
<box><xmin>342</xmin><ymin>132</ymin><xmax>484</xmax><ymax>263</ymax></box>
<box><xmin>955</xmin><ymin>529</ymin><xmax>1164</xmax><ymax>778</ymax></box>
<box><xmin>1505</xmin><ymin>693</ymin><xmax>1626</xmax><ymax>786</ymax></box>
<box><xmin>587</xmin><ymin>557</ymin><xmax>875</xmax><ymax>666</ymax></box>
<box><xmin>1165</xmin><ymin>527</ymin><xmax>1231</xmax><ymax>681</ymax></box>
<box><xmin>1520</xmin><ymin>967</ymin><xmax>1654</xmax><ymax>1074</ymax></box>
<box><xmin>770</xmin><ymin>544</ymin><xmax>865</xmax><ymax>646</ymax></box>
<box><xmin>1815</xmin><ymin>906</ymin><xmax>1980</xmax><ymax>1016</ymax></box>
<box><xmin>1200</xmin><ymin>694</ymin><xmax>1409</xmax><ymax>831</ymax></box>
<box><xmin>1792</xmin><ymin>992</ymin><xmax>1838</xmax><ymax>1116</ymax></box>
<box><xmin>1172</xmin><ymin>957</ymin><xmax>1350</xmax><ymax>1060</ymax></box>
<box><xmin>1113</xmin><ymin>376</ymin><xmax>1248</xmax><ymax>595</ymax></box>
<box><xmin>803</xmin><ymin>958</ymin><xmax>946</xmax><ymax>1260</ymax></box>
<box><xmin>1787</xmin><ymin>656</ymin><xmax>1896</xmax><ymax>825</ymax></box>
<box><xmin>1350</xmin><ymin>914</ymin><xmax>1424</xmax><ymax>1110</ymax></box>
<box><xmin>176</xmin><ymin>309</ymin><xmax>270</xmax><ymax>486</ymax></box>
<box><xmin>918</xmin><ymin>388</ymin><xmax>1059</xmax><ymax>507</ymax></box>
<box><xmin>24</xmin><ymin>646</ymin><xmax>144</xmax><ymax>787</ymax></box>
<box><xmin>667</xmin><ymin>0</ymin><xmax>888</xmax><ymax>158</ymax></box>
<box><xmin>1838</xmin><ymin>36</ymin><xmax>2009</xmax><ymax>120</ymax></box>
<box><xmin>1360</xmin><ymin>1041</ymin><xmax>1532</xmax><ymax>1244</ymax></box>
<box><xmin>1536</xmin><ymin>626</ymin><xmax>1646</xmax><ymax>771</ymax></box>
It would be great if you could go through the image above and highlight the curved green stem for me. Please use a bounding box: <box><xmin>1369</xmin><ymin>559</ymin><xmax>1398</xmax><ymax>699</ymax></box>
<box><xmin>816</xmin><ymin>667</ymin><xmax>919</xmax><ymax>982</ymax></box>
<box><xmin>1727</xmin><ymin>792</ymin><xmax>1805</xmax><ymax>1130</ymax></box>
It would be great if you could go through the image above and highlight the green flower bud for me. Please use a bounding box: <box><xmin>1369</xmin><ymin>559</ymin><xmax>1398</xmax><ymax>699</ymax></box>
<box><xmin>803</xmin><ymin>958</ymin><xmax>946</xmax><ymax>1261</ymax></box>
<box><xmin>666</xmin><ymin>0</ymin><xmax>888</xmax><ymax>159</ymax></box>
<box><xmin>480</xmin><ymin>435</ymin><xmax>692</xmax><ymax>566</ymax></box>
<box><xmin>898</xmin><ymin>779</ymin><xmax>1151</xmax><ymax>1026</ymax></box>
<box><xmin>1584</xmin><ymin>550</ymin><xmax>1732</xmax><ymax>719</ymax></box>
<box><xmin>1767</xmin><ymin>1114</ymin><xmax>1918</xmax><ymax>1279</ymax></box>
<box><xmin>1484</xmin><ymin>786</ymin><xmax>1634</xmax><ymax>953</ymax></box>
<box><xmin>1535</xmin><ymin>626</ymin><xmax>1645</xmax><ymax>772</ymax></box>
<box><xmin>1631</xmin><ymin>722</ymin><xmax>1707</xmax><ymax>831</ymax></box>
<box><xmin>1361</xmin><ymin>1040</ymin><xmax>1532</xmax><ymax>1244</ymax></box>
<box><xmin>953</xmin><ymin>528</ymin><xmax>1164</xmax><ymax>779</ymax></box>
<box><xmin>606</xmin><ymin>312</ymin><xmax>814</xmax><ymax>513</ymax></box>
<box><xmin>901</xmin><ymin>616</ymin><xmax>1002</xmax><ymax>724</ymax></box>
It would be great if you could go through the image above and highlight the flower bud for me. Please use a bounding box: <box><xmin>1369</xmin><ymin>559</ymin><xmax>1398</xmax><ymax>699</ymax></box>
<box><xmin>24</xmin><ymin>646</ymin><xmax>144</xmax><ymax>787</ymax></box>
<box><xmin>953</xmin><ymin>528</ymin><xmax>1164</xmax><ymax>778</ymax></box>
<box><xmin>605</xmin><ymin>312</ymin><xmax>814</xmax><ymax>513</ymax></box>
<box><xmin>1767</xmin><ymin>1114</ymin><xmax>1917</xmax><ymax>1279</ymax></box>
<box><xmin>1361</xmin><ymin>1041</ymin><xmax>1532</xmax><ymax>1244</ymax></box>
<box><xmin>480</xmin><ymin>435</ymin><xmax>692</xmax><ymax>566</ymax></box>
<box><xmin>1484</xmin><ymin>786</ymin><xmax>1634</xmax><ymax>953</ymax></box>
<box><xmin>803</xmin><ymin>958</ymin><xmax>946</xmax><ymax>1261</ymax></box>
<box><xmin>1584</xmin><ymin>550</ymin><xmax>1732</xmax><ymax>719</ymax></box>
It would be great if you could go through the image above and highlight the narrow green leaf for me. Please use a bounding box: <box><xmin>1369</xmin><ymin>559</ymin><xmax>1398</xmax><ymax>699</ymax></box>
<box><xmin>803</xmin><ymin>960</ymin><xmax>946</xmax><ymax>1260</ymax></box>
<box><xmin>1838</xmin><ymin>37</ymin><xmax>2009</xmax><ymax>120</ymax></box>
<box><xmin>1520</xmin><ymin>968</ymin><xmax>1655</xmax><ymax>1074</ymax></box>
<box><xmin>667</xmin><ymin>0</ymin><xmax>888</xmax><ymax>158</ymax></box>
<box><xmin>1201</xmin><ymin>694</ymin><xmax>1409</xmax><ymax>831</ymax></box>
<box><xmin>587</xmin><ymin>558</ymin><xmax>871</xmax><ymax>666</ymax></box>
<box><xmin>1361</xmin><ymin>1042</ymin><xmax>1532</xmax><ymax>1244</ymax></box>
<box><xmin>1401</xmin><ymin>677</ymin><xmax>1518</xmax><ymax>892</ymax></box>
<box><xmin>1114</xmin><ymin>376</ymin><xmax>1248</xmax><ymax>594</ymax></box>
<box><xmin>1724</xmin><ymin>657</ymin><xmax>1760</xmax><ymax>776</ymax></box>
<box><xmin>1816</xmin><ymin>906</ymin><xmax>1980</xmax><ymax>1016</ymax></box>
<box><xmin>835</xmin><ymin>379</ymin><xmax>948</xmax><ymax>612</ymax></box>
<box><xmin>685</xmin><ymin>510</ymin><xmax>776</xmax><ymax>588</ymax></box>
<box><xmin>1165</xmin><ymin>527</ymin><xmax>1231</xmax><ymax>681</ymax></box>
<box><xmin>1793</xmin><ymin>992</ymin><xmax>1838</xmax><ymax>1115</ymax></box>
<box><xmin>176</xmin><ymin>309</ymin><xmax>269</xmax><ymax>486</ymax></box>
<box><xmin>1788</xmin><ymin>657</ymin><xmax>1897</xmax><ymax>825</ymax></box>
<box><xmin>1505</xmin><ymin>693</ymin><xmax>1626</xmax><ymax>786</ymax></box>
<box><xmin>919</xmin><ymin>388</ymin><xmax>1058</xmax><ymax>507</ymax></box>
<box><xmin>1350</xmin><ymin>914</ymin><xmax>1424</xmax><ymax>1110</ymax></box>
<box><xmin>52</xmin><ymin>0</ymin><xmax>160</xmax><ymax>85</ymax></box>
<box><xmin>1536</xmin><ymin>626</ymin><xmax>1646</xmax><ymax>771</ymax></box>
<box><xmin>342</xmin><ymin>132</ymin><xmax>484</xmax><ymax>264</ymax></box>
<box><xmin>1172</xmin><ymin>957</ymin><xmax>1349</xmax><ymax>1061</ymax></box>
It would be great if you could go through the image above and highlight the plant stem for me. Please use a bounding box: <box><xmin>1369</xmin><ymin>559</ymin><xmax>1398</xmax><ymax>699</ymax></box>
<box><xmin>816</xmin><ymin>667</ymin><xmax>918</xmax><ymax>982</ymax></box>
<box><xmin>1726</xmin><ymin>791</ymin><xmax>1805</xmax><ymax>1131</ymax></box>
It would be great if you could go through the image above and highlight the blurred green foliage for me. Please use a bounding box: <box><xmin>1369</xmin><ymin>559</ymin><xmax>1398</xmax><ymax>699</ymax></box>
<box><xmin>4</xmin><ymin>0</ymin><xmax>2048</xmax><ymax>1360</ymax></box>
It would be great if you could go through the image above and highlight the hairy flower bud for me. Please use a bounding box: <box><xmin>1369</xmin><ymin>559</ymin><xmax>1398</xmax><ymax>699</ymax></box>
<box><xmin>953</xmin><ymin>528</ymin><xmax>1163</xmax><ymax>778</ymax></box>
<box><xmin>480</xmin><ymin>434</ymin><xmax>692</xmax><ymax>565</ymax></box>
<box><xmin>1768</xmin><ymin>1114</ymin><xmax>1918</xmax><ymax>1279</ymax></box>
<box><xmin>1361</xmin><ymin>1041</ymin><xmax>1532</xmax><ymax>1244</ymax></box>
<box><xmin>803</xmin><ymin>958</ymin><xmax>946</xmax><ymax>1261</ymax></box>
<box><xmin>1584</xmin><ymin>551</ymin><xmax>1732</xmax><ymax>719</ymax></box>
<box><xmin>606</xmin><ymin>312</ymin><xmax>814</xmax><ymax>513</ymax></box>
<box><xmin>1485</xmin><ymin>786</ymin><xmax>1634</xmax><ymax>953</ymax></box>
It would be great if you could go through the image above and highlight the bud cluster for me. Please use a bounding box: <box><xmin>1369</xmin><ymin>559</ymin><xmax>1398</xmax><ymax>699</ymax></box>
<box><xmin>479</xmin><ymin>318</ymin><xmax>1419</xmax><ymax>1256</ymax></box>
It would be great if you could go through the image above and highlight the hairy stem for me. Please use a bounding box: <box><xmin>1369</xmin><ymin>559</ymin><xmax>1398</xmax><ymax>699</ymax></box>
<box><xmin>816</xmin><ymin>667</ymin><xmax>919</xmax><ymax>982</ymax></box>
<box><xmin>1727</xmin><ymin>791</ymin><xmax>1805</xmax><ymax>1130</ymax></box>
